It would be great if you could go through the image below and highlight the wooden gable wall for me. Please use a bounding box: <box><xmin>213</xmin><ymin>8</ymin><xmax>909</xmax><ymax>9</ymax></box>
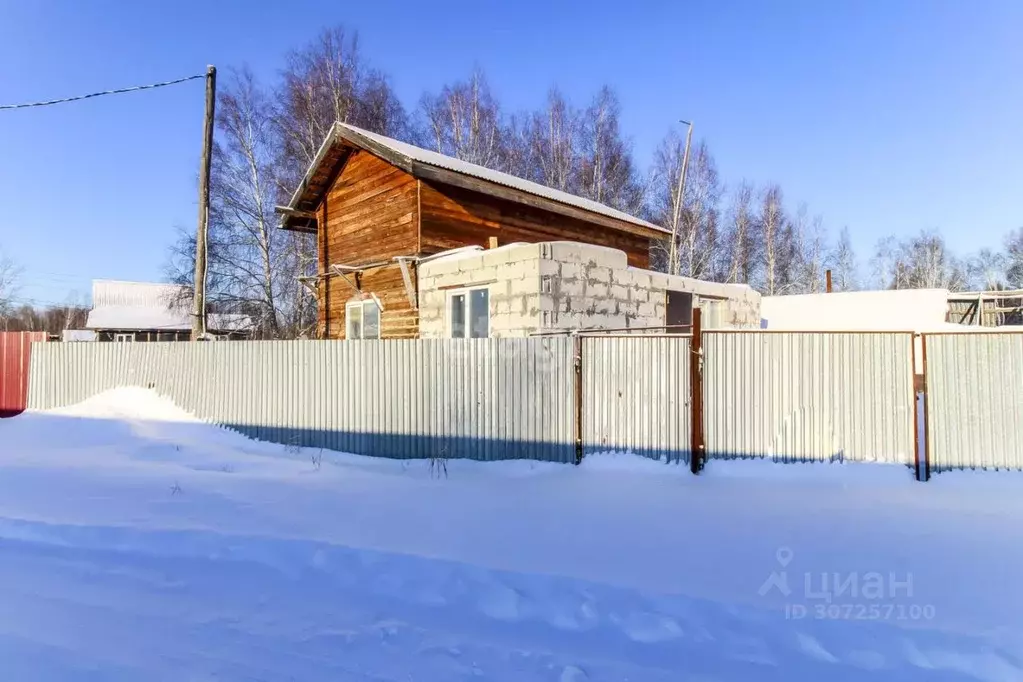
<box><xmin>317</xmin><ymin>150</ymin><xmax>419</xmax><ymax>339</ymax></box>
<box><xmin>418</xmin><ymin>182</ymin><xmax>652</xmax><ymax>268</ymax></box>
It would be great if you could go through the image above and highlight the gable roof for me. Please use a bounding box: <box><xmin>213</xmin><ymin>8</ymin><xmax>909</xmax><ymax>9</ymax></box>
<box><xmin>279</xmin><ymin>122</ymin><xmax>667</xmax><ymax>237</ymax></box>
<box><xmin>85</xmin><ymin>280</ymin><xmax>251</xmax><ymax>333</ymax></box>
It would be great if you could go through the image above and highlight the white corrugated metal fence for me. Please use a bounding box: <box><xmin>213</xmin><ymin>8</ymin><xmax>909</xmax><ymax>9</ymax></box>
<box><xmin>924</xmin><ymin>333</ymin><xmax>1023</xmax><ymax>472</ymax></box>
<box><xmin>27</xmin><ymin>332</ymin><xmax>936</xmax><ymax>470</ymax></box>
<box><xmin>703</xmin><ymin>332</ymin><xmax>916</xmax><ymax>465</ymax></box>
<box><xmin>28</xmin><ymin>339</ymin><xmax>577</xmax><ymax>463</ymax></box>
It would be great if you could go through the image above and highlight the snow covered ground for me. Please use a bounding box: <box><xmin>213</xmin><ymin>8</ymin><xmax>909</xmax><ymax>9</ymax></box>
<box><xmin>1</xmin><ymin>388</ymin><xmax>1022</xmax><ymax>681</ymax></box>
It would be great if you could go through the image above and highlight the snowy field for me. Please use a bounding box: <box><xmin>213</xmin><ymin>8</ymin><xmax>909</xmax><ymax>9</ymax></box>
<box><xmin>1</xmin><ymin>389</ymin><xmax>1022</xmax><ymax>681</ymax></box>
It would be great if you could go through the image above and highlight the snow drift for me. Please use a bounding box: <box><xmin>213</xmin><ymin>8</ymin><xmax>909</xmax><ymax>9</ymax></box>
<box><xmin>0</xmin><ymin>388</ymin><xmax>1021</xmax><ymax>681</ymax></box>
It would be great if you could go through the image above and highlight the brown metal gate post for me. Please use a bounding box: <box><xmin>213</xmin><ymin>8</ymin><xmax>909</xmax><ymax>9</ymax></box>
<box><xmin>574</xmin><ymin>333</ymin><xmax>584</xmax><ymax>465</ymax></box>
<box><xmin>690</xmin><ymin>308</ymin><xmax>704</xmax><ymax>474</ymax></box>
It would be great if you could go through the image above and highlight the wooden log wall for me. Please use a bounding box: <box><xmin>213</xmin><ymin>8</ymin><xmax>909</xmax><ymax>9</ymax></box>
<box><xmin>318</xmin><ymin>151</ymin><xmax>419</xmax><ymax>339</ymax></box>
<box><xmin>418</xmin><ymin>182</ymin><xmax>652</xmax><ymax>268</ymax></box>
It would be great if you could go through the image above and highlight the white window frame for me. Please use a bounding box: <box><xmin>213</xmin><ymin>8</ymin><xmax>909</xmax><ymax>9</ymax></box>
<box><xmin>447</xmin><ymin>286</ymin><xmax>490</xmax><ymax>338</ymax></box>
<box><xmin>113</xmin><ymin>332</ymin><xmax>135</xmax><ymax>342</ymax></box>
<box><xmin>345</xmin><ymin>299</ymin><xmax>380</xmax><ymax>340</ymax></box>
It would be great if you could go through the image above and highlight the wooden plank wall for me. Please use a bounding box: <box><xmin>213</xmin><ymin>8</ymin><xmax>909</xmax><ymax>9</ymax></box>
<box><xmin>419</xmin><ymin>182</ymin><xmax>652</xmax><ymax>268</ymax></box>
<box><xmin>318</xmin><ymin>151</ymin><xmax>419</xmax><ymax>339</ymax></box>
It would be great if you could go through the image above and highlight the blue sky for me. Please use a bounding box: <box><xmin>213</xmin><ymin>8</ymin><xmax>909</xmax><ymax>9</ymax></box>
<box><xmin>1</xmin><ymin>0</ymin><xmax>1020</xmax><ymax>305</ymax></box>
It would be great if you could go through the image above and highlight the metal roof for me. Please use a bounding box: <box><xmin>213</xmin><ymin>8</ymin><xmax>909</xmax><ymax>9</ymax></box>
<box><xmin>282</xmin><ymin>122</ymin><xmax>667</xmax><ymax>235</ymax></box>
<box><xmin>86</xmin><ymin>280</ymin><xmax>251</xmax><ymax>332</ymax></box>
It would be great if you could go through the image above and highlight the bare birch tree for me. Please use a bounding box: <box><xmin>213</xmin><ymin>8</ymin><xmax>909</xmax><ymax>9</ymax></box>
<box><xmin>871</xmin><ymin>230</ymin><xmax>967</xmax><ymax>290</ymax></box>
<box><xmin>417</xmin><ymin>69</ymin><xmax>508</xmax><ymax>169</ymax></box>
<box><xmin>0</xmin><ymin>249</ymin><xmax>20</xmax><ymax>327</ymax></box>
<box><xmin>276</xmin><ymin>26</ymin><xmax>406</xmax><ymax>187</ymax></box>
<box><xmin>779</xmin><ymin>205</ymin><xmax>826</xmax><ymax>294</ymax></box>
<box><xmin>1003</xmin><ymin>228</ymin><xmax>1023</xmax><ymax>288</ymax></box>
<box><xmin>521</xmin><ymin>88</ymin><xmax>579</xmax><ymax>191</ymax></box>
<box><xmin>827</xmin><ymin>226</ymin><xmax>858</xmax><ymax>291</ymax></box>
<box><xmin>757</xmin><ymin>185</ymin><xmax>786</xmax><ymax>295</ymax></box>
<box><xmin>576</xmin><ymin>86</ymin><xmax>644</xmax><ymax>214</ymax></box>
<box><xmin>798</xmin><ymin>214</ymin><xmax>828</xmax><ymax>293</ymax></box>
<box><xmin>966</xmin><ymin>248</ymin><xmax>1007</xmax><ymax>291</ymax></box>
<box><xmin>720</xmin><ymin>182</ymin><xmax>759</xmax><ymax>284</ymax></box>
<box><xmin>650</xmin><ymin>134</ymin><xmax>720</xmax><ymax>278</ymax></box>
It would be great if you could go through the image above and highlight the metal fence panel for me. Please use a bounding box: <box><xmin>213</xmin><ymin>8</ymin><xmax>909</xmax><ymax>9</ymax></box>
<box><xmin>925</xmin><ymin>333</ymin><xmax>1023</xmax><ymax>471</ymax></box>
<box><xmin>0</xmin><ymin>332</ymin><xmax>47</xmax><ymax>417</ymax></box>
<box><xmin>704</xmin><ymin>332</ymin><xmax>915</xmax><ymax>464</ymax></box>
<box><xmin>27</xmin><ymin>338</ymin><xmax>577</xmax><ymax>463</ymax></box>
<box><xmin>582</xmin><ymin>336</ymin><xmax>691</xmax><ymax>463</ymax></box>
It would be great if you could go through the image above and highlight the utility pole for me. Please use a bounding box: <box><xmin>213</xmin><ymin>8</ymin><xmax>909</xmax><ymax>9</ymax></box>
<box><xmin>192</xmin><ymin>65</ymin><xmax>216</xmax><ymax>341</ymax></box>
<box><xmin>667</xmin><ymin>120</ymin><xmax>694</xmax><ymax>276</ymax></box>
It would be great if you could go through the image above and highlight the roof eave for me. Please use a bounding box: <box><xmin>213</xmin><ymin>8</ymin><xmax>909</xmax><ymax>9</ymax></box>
<box><xmin>411</xmin><ymin>162</ymin><xmax>667</xmax><ymax>240</ymax></box>
<box><xmin>279</xmin><ymin>122</ymin><xmax>668</xmax><ymax>239</ymax></box>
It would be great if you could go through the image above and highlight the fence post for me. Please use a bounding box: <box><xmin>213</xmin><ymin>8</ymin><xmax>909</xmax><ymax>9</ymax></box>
<box><xmin>690</xmin><ymin>308</ymin><xmax>704</xmax><ymax>474</ymax></box>
<box><xmin>918</xmin><ymin>334</ymin><xmax>931</xmax><ymax>481</ymax></box>
<box><xmin>574</xmin><ymin>333</ymin><xmax>584</xmax><ymax>465</ymax></box>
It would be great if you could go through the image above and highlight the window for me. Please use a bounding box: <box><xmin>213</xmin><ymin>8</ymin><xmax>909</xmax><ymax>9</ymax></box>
<box><xmin>113</xmin><ymin>333</ymin><xmax>135</xmax><ymax>342</ymax></box>
<box><xmin>346</xmin><ymin>299</ymin><xmax>380</xmax><ymax>340</ymax></box>
<box><xmin>449</xmin><ymin>287</ymin><xmax>489</xmax><ymax>338</ymax></box>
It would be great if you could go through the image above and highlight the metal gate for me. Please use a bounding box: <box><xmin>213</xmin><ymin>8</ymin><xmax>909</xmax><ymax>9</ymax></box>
<box><xmin>923</xmin><ymin>332</ymin><xmax>1023</xmax><ymax>472</ymax></box>
<box><xmin>581</xmin><ymin>335</ymin><xmax>692</xmax><ymax>463</ymax></box>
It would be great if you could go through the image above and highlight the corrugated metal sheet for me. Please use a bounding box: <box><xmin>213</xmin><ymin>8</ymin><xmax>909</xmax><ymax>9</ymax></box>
<box><xmin>703</xmin><ymin>332</ymin><xmax>915</xmax><ymax>464</ymax></box>
<box><xmin>0</xmin><ymin>332</ymin><xmax>47</xmax><ymax>417</ymax></box>
<box><xmin>924</xmin><ymin>333</ymin><xmax>1023</xmax><ymax>471</ymax></box>
<box><xmin>582</xmin><ymin>336</ymin><xmax>691</xmax><ymax>463</ymax></box>
<box><xmin>27</xmin><ymin>338</ymin><xmax>577</xmax><ymax>463</ymax></box>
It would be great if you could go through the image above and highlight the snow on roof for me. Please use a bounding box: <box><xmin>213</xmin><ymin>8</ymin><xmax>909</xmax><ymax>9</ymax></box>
<box><xmin>61</xmin><ymin>329</ymin><xmax>97</xmax><ymax>342</ymax></box>
<box><xmin>85</xmin><ymin>281</ymin><xmax>251</xmax><ymax>332</ymax></box>
<box><xmin>761</xmin><ymin>289</ymin><xmax>951</xmax><ymax>332</ymax></box>
<box><xmin>286</xmin><ymin>122</ymin><xmax>667</xmax><ymax>235</ymax></box>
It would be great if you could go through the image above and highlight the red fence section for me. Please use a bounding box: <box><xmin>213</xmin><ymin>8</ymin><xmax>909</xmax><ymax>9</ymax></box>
<box><xmin>0</xmin><ymin>332</ymin><xmax>47</xmax><ymax>418</ymax></box>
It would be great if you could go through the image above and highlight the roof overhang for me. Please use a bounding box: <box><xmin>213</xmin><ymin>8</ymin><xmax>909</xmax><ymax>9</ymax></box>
<box><xmin>277</xmin><ymin>128</ymin><xmax>354</xmax><ymax>232</ymax></box>
<box><xmin>278</xmin><ymin>123</ymin><xmax>667</xmax><ymax>240</ymax></box>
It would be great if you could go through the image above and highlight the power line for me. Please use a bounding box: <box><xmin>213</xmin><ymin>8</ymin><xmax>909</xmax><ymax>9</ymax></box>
<box><xmin>0</xmin><ymin>73</ymin><xmax>205</xmax><ymax>111</ymax></box>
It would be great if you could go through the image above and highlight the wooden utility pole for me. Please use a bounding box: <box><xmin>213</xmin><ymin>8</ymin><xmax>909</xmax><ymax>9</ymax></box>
<box><xmin>668</xmin><ymin>120</ymin><xmax>694</xmax><ymax>276</ymax></box>
<box><xmin>192</xmin><ymin>65</ymin><xmax>216</xmax><ymax>341</ymax></box>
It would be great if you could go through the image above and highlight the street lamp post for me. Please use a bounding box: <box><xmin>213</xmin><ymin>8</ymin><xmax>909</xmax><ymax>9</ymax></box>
<box><xmin>668</xmin><ymin>119</ymin><xmax>694</xmax><ymax>276</ymax></box>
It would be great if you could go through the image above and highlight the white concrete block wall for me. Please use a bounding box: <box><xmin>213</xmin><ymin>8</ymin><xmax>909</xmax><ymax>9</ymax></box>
<box><xmin>418</xmin><ymin>241</ymin><xmax>762</xmax><ymax>338</ymax></box>
<box><xmin>418</xmin><ymin>244</ymin><xmax>543</xmax><ymax>338</ymax></box>
<box><xmin>533</xmin><ymin>242</ymin><xmax>761</xmax><ymax>333</ymax></box>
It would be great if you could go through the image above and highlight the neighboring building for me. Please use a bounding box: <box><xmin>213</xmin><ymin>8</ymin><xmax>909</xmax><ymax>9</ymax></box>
<box><xmin>278</xmin><ymin>122</ymin><xmax>671</xmax><ymax>340</ymax></box>
<box><xmin>61</xmin><ymin>329</ymin><xmax>97</xmax><ymax>342</ymax></box>
<box><xmin>418</xmin><ymin>242</ymin><xmax>760</xmax><ymax>338</ymax></box>
<box><xmin>760</xmin><ymin>288</ymin><xmax>992</xmax><ymax>374</ymax></box>
<box><xmin>761</xmin><ymin>289</ymin><xmax>952</xmax><ymax>332</ymax></box>
<box><xmin>947</xmin><ymin>290</ymin><xmax>1023</xmax><ymax>327</ymax></box>
<box><xmin>85</xmin><ymin>280</ymin><xmax>251</xmax><ymax>342</ymax></box>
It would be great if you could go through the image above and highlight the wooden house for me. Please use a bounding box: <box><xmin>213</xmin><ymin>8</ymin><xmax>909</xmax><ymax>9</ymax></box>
<box><xmin>84</xmin><ymin>280</ymin><xmax>251</xmax><ymax>342</ymax></box>
<box><xmin>278</xmin><ymin>123</ymin><xmax>669</xmax><ymax>339</ymax></box>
